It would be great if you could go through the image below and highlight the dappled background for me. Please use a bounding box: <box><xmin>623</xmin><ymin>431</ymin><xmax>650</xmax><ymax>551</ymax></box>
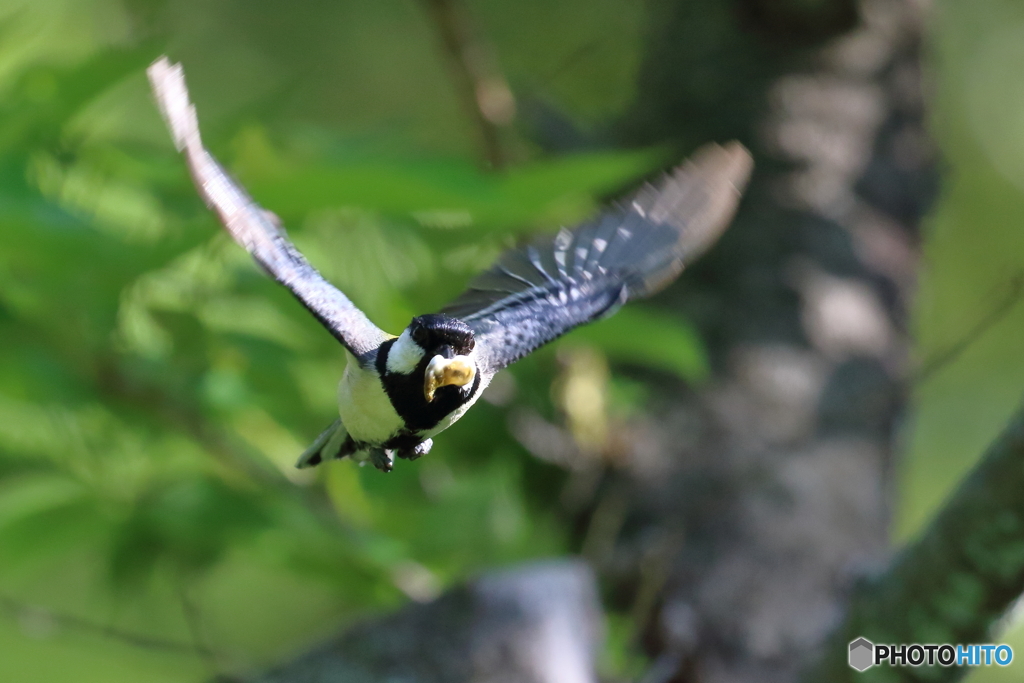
<box><xmin>0</xmin><ymin>0</ymin><xmax>1023</xmax><ymax>681</ymax></box>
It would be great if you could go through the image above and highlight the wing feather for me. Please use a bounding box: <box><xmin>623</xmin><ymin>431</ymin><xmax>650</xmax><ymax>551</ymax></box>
<box><xmin>147</xmin><ymin>57</ymin><xmax>390</xmax><ymax>360</ymax></box>
<box><xmin>442</xmin><ymin>142</ymin><xmax>753</xmax><ymax>373</ymax></box>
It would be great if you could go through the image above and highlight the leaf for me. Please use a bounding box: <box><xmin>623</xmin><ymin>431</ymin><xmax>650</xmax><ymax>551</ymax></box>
<box><xmin>325</xmin><ymin>463</ymin><xmax>373</xmax><ymax>527</ymax></box>
<box><xmin>0</xmin><ymin>474</ymin><xmax>108</xmax><ymax>570</ymax></box>
<box><xmin>561</xmin><ymin>305</ymin><xmax>709</xmax><ymax>382</ymax></box>
<box><xmin>0</xmin><ymin>43</ymin><xmax>160</xmax><ymax>155</ymax></box>
<box><xmin>239</xmin><ymin>147</ymin><xmax>664</xmax><ymax>232</ymax></box>
<box><xmin>109</xmin><ymin>477</ymin><xmax>270</xmax><ymax>586</ymax></box>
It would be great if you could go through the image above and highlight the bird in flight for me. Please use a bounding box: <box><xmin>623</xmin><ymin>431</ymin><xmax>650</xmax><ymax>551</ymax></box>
<box><xmin>147</xmin><ymin>57</ymin><xmax>752</xmax><ymax>473</ymax></box>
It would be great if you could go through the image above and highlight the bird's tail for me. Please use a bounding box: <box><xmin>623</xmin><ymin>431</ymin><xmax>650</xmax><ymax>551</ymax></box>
<box><xmin>296</xmin><ymin>419</ymin><xmax>350</xmax><ymax>469</ymax></box>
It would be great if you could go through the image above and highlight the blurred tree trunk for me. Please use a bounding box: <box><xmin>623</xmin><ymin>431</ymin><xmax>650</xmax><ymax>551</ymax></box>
<box><xmin>592</xmin><ymin>0</ymin><xmax>936</xmax><ymax>681</ymax></box>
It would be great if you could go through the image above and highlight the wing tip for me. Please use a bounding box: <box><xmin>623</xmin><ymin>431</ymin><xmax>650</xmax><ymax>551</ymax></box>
<box><xmin>684</xmin><ymin>140</ymin><xmax>754</xmax><ymax>197</ymax></box>
<box><xmin>147</xmin><ymin>55</ymin><xmax>202</xmax><ymax>154</ymax></box>
<box><xmin>641</xmin><ymin>140</ymin><xmax>753</xmax><ymax>261</ymax></box>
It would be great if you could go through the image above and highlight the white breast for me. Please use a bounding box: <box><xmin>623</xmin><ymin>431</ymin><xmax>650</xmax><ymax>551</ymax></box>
<box><xmin>337</xmin><ymin>352</ymin><xmax>404</xmax><ymax>445</ymax></box>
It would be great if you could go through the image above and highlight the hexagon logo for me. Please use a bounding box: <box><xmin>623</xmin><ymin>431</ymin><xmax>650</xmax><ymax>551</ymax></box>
<box><xmin>849</xmin><ymin>637</ymin><xmax>874</xmax><ymax>672</ymax></box>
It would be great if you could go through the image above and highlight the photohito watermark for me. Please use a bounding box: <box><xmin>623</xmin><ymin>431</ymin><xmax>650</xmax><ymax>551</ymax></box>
<box><xmin>848</xmin><ymin>637</ymin><xmax>1014</xmax><ymax>672</ymax></box>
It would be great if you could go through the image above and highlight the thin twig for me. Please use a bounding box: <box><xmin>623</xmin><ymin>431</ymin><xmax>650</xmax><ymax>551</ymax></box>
<box><xmin>913</xmin><ymin>271</ymin><xmax>1024</xmax><ymax>384</ymax></box>
<box><xmin>0</xmin><ymin>595</ymin><xmax>213</xmax><ymax>657</ymax></box>
<box><xmin>421</xmin><ymin>0</ymin><xmax>514</xmax><ymax>170</ymax></box>
<box><xmin>630</xmin><ymin>527</ymin><xmax>685</xmax><ymax>636</ymax></box>
<box><xmin>580</xmin><ymin>477</ymin><xmax>630</xmax><ymax>565</ymax></box>
<box><xmin>177</xmin><ymin>578</ymin><xmax>220</xmax><ymax>673</ymax></box>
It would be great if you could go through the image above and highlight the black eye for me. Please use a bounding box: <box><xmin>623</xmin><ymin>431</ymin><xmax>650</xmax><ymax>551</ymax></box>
<box><xmin>412</xmin><ymin>325</ymin><xmax>429</xmax><ymax>345</ymax></box>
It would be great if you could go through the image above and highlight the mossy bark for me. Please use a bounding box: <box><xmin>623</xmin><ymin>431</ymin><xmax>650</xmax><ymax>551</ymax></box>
<box><xmin>804</xmin><ymin>408</ymin><xmax>1024</xmax><ymax>682</ymax></box>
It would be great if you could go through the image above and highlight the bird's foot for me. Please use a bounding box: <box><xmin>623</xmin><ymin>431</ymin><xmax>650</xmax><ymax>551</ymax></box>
<box><xmin>397</xmin><ymin>438</ymin><xmax>432</xmax><ymax>461</ymax></box>
<box><xmin>369</xmin><ymin>448</ymin><xmax>395</xmax><ymax>473</ymax></box>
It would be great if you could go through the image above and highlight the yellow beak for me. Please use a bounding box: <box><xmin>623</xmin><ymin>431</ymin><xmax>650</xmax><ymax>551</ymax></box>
<box><xmin>424</xmin><ymin>355</ymin><xmax>476</xmax><ymax>402</ymax></box>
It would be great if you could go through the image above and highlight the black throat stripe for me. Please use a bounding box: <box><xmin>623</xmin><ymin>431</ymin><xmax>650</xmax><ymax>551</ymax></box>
<box><xmin>375</xmin><ymin>338</ymin><xmax>480</xmax><ymax>434</ymax></box>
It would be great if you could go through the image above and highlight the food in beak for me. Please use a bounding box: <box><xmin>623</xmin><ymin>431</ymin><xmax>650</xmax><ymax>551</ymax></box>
<box><xmin>424</xmin><ymin>355</ymin><xmax>475</xmax><ymax>402</ymax></box>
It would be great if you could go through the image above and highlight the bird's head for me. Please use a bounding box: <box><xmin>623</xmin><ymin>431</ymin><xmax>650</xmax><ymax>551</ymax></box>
<box><xmin>386</xmin><ymin>314</ymin><xmax>477</xmax><ymax>402</ymax></box>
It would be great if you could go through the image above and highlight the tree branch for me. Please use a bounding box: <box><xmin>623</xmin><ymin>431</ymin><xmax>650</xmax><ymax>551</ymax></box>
<box><xmin>803</xmin><ymin>400</ymin><xmax>1024</xmax><ymax>682</ymax></box>
<box><xmin>421</xmin><ymin>0</ymin><xmax>514</xmax><ymax>170</ymax></box>
<box><xmin>0</xmin><ymin>595</ymin><xmax>211</xmax><ymax>657</ymax></box>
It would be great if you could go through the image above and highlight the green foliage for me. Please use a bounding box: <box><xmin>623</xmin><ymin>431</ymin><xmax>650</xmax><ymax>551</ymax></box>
<box><xmin>0</xmin><ymin>1</ymin><xmax>712</xmax><ymax>679</ymax></box>
<box><xmin>568</xmin><ymin>305</ymin><xmax>708</xmax><ymax>382</ymax></box>
<box><xmin>901</xmin><ymin>2</ymin><xmax>1024</xmax><ymax>680</ymax></box>
<box><xmin>599</xmin><ymin>611</ymin><xmax>650</xmax><ymax>681</ymax></box>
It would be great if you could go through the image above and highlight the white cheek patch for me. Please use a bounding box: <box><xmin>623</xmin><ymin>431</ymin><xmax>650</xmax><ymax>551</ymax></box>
<box><xmin>386</xmin><ymin>329</ymin><xmax>425</xmax><ymax>374</ymax></box>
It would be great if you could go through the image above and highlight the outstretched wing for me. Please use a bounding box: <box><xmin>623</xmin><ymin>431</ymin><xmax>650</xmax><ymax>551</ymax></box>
<box><xmin>147</xmin><ymin>57</ymin><xmax>390</xmax><ymax>360</ymax></box>
<box><xmin>442</xmin><ymin>142</ymin><xmax>753</xmax><ymax>373</ymax></box>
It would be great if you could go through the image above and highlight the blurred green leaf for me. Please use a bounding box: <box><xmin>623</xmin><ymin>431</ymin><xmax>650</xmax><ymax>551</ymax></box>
<box><xmin>240</xmin><ymin>146</ymin><xmax>664</xmax><ymax>231</ymax></box>
<box><xmin>562</xmin><ymin>305</ymin><xmax>709</xmax><ymax>382</ymax></box>
<box><xmin>0</xmin><ymin>2</ymin><xmax>704</xmax><ymax>680</ymax></box>
<box><xmin>0</xmin><ymin>474</ymin><xmax>108</xmax><ymax>571</ymax></box>
<box><xmin>109</xmin><ymin>478</ymin><xmax>269</xmax><ymax>586</ymax></box>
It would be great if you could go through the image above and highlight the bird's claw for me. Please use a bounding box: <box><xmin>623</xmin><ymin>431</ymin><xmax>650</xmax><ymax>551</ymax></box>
<box><xmin>397</xmin><ymin>438</ymin><xmax>432</xmax><ymax>461</ymax></box>
<box><xmin>369</xmin><ymin>448</ymin><xmax>395</xmax><ymax>473</ymax></box>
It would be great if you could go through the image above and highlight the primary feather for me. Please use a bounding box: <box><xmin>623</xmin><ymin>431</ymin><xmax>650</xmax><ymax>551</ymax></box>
<box><xmin>441</xmin><ymin>143</ymin><xmax>753</xmax><ymax>373</ymax></box>
<box><xmin>147</xmin><ymin>57</ymin><xmax>390</xmax><ymax>361</ymax></box>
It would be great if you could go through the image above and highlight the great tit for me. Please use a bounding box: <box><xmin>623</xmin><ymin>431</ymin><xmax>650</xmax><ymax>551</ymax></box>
<box><xmin>147</xmin><ymin>57</ymin><xmax>752</xmax><ymax>472</ymax></box>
